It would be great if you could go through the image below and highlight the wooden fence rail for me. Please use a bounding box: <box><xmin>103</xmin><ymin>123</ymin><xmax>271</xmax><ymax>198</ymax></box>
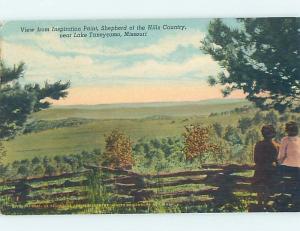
<box><xmin>0</xmin><ymin>164</ymin><xmax>299</xmax><ymax>213</ymax></box>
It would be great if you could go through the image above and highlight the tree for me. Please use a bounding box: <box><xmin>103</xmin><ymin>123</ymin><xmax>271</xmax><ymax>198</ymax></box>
<box><xmin>264</xmin><ymin>110</ymin><xmax>279</xmax><ymax>126</ymax></box>
<box><xmin>183</xmin><ymin>124</ymin><xmax>222</xmax><ymax>162</ymax></box>
<box><xmin>150</xmin><ymin>138</ymin><xmax>161</xmax><ymax>149</ymax></box>
<box><xmin>223</xmin><ymin>125</ymin><xmax>242</xmax><ymax>145</ymax></box>
<box><xmin>54</xmin><ymin>155</ymin><xmax>63</xmax><ymax>168</ymax></box>
<box><xmin>253</xmin><ymin>111</ymin><xmax>265</xmax><ymax>125</ymax></box>
<box><xmin>201</xmin><ymin>18</ymin><xmax>300</xmax><ymax>113</ymax></box>
<box><xmin>0</xmin><ymin>61</ymin><xmax>70</xmax><ymax>140</ymax></box>
<box><xmin>212</xmin><ymin>122</ymin><xmax>224</xmax><ymax>138</ymax></box>
<box><xmin>238</xmin><ymin>117</ymin><xmax>253</xmax><ymax>134</ymax></box>
<box><xmin>279</xmin><ymin>114</ymin><xmax>291</xmax><ymax>122</ymax></box>
<box><xmin>0</xmin><ymin>164</ymin><xmax>9</xmax><ymax>180</ymax></box>
<box><xmin>31</xmin><ymin>157</ymin><xmax>41</xmax><ymax>165</ymax></box>
<box><xmin>244</xmin><ymin>129</ymin><xmax>260</xmax><ymax>146</ymax></box>
<box><xmin>103</xmin><ymin>129</ymin><xmax>134</xmax><ymax>169</ymax></box>
<box><xmin>42</xmin><ymin>156</ymin><xmax>51</xmax><ymax>168</ymax></box>
<box><xmin>17</xmin><ymin>165</ymin><xmax>30</xmax><ymax>178</ymax></box>
<box><xmin>59</xmin><ymin>163</ymin><xmax>72</xmax><ymax>174</ymax></box>
<box><xmin>45</xmin><ymin>164</ymin><xmax>57</xmax><ymax>176</ymax></box>
<box><xmin>32</xmin><ymin>165</ymin><xmax>45</xmax><ymax>177</ymax></box>
<box><xmin>0</xmin><ymin>141</ymin><xmax>6</xmax><ymax>164</ymax></box>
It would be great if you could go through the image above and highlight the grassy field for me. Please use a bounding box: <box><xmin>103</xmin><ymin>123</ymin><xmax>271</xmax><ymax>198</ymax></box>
<box><xmin>3</xmin><ymin>99</ymin><xmax>251</xmax><ymax>163</ymax></box>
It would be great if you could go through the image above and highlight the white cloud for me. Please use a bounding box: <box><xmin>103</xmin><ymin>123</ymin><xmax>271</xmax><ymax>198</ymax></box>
<box><xmin>3</xmin><ymin>29</ymin><xmax>205</xmax><ymax>58</ymax></box>
<box><xmin>1</xmin><ymin>41</ymin><xmax>119</xmax><ymax>82</ymax></box>
<box><xmin>113</xmin><ymin>55</ymin><xmax>220</xmax><ymax>78</ymax></box>
<box><xmin>117</xmin><ymin>31</ymin><xmax>205</xmax><ymax>57</ymax></box>
<box><xmin>3</xmin><ymin>33</ymin><xmax>121</xmax><ymax>57</ymax></box>
<box><xmin>1</xmin><ymin>29</ymin><xmax>219</xmax><ymax>85</ymax></box>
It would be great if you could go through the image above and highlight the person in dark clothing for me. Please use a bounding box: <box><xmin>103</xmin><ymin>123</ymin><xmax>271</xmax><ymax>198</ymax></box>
<box><xmin>252</xmin><ymin>125</ymin><xmax>279</xmax><ymax>209</ymax></box>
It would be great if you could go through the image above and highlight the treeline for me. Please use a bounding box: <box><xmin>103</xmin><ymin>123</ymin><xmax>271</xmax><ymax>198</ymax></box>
<box><xmin>209</xmin><ymin>105</ymin><xmax>254</xmax><ymax>117</ymax></box>
<box><xmin>23</xmin><ymin>118</ymin><xmax>95</xmax><ymax>134</ymax></box>
<box><xmin>0</xmin><ymin>149</ymin><xmax>101</xmax><ymax>180</ymax></box>
<box><xmin>236</xmin><ymin>110</ymin><xmax>300</xmax><ymax>139</ymax></box>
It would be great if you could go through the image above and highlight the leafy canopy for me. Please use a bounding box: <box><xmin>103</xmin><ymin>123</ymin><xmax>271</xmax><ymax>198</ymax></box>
<box><xmin>201</xmin><ymin>18</ymin><xmax>300</xmax><ymax>113</ymax></box>
<box><xmin>103</xmin><ymin>129</ymin><xmax>134</xmax><ymax>169</ymax></box>
<box><xmin>0</xmin><ymin>61</ymin><xmax>70</xmax><ymax>140</ymax></box>
<box><xmin>183</xmin><ymin>124</ymin><xmax>223</xmax><ymax>163</ymax></box>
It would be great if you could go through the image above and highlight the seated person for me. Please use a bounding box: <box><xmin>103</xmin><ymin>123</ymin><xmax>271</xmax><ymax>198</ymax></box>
<box><xmin>253</xmin><ymin>125</ymin><xmax>279</xmax><ymax>208</ymax></box>
<box><xmin>253</xmin><ymin>125</ymin><xmax>279</xmax><ymax>185</ymax></box>
<box><xmin>278</xmin><ymin>121</ymin><xmax>300</xmax><ymax>178</ymax></box>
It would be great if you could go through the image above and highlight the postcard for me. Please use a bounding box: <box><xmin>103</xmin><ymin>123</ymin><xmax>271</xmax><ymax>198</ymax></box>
<box><xmin>0</xmin><ymin>18</ymin><xmax>299</xmax><ymax>215</ymax></box>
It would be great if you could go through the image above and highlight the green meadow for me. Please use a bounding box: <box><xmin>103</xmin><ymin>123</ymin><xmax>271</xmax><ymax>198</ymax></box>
<box><xmin>3</xmin><ymin>99</ymin><xmax>250</xmax><ymax>163</ymax></box>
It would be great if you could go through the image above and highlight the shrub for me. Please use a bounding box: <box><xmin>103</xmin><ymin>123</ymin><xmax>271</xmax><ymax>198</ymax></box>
<box><xmin>0</xmin><ymin>141</ymin><xmax>6</xmax><ymax>164</ymax></box>
<box><xmin>103</xmin><ymin>129</ymin><xmax>133</xmax><ymax>169</ymax></box>
<box><xmin>183</xmin><ymin>124</ymin><xmax>222</xmax><ymax>163</ymax></box>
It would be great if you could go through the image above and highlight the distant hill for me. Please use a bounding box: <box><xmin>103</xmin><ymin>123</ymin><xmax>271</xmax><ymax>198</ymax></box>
<box><xmin>53</xmin><ymin>98</ymin><xmax>248</xmax><ymax>110</ymax></box>
<box><xmin>34</xmin><ymin>98</ymin><xmax>250</xmax><ymax>120</ymax></box>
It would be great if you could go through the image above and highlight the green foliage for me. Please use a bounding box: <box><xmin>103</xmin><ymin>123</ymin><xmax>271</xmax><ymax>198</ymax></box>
<box><xmin>32</xmin><ymin>164</ymin><xmax>45</xmax><ymax>177</ymax></box>
<box><xmin>0</xmin><ymin>61</ymin><xmax>70</xmax><ymax>140</ymax></box>
<box><xmin>244</xmin><ymin>129</ymin><xmax>260</xmax><ymax>146</ymax></box>
<box><xmin>209</xmin><ymin>105</ymin><xmax>254</xmax><ymax>117</ymax></box>
<box><xmin>0</xmin><ymin>84</ymin><xmax>35</xmax><ymax>139</ymax></box>
<box><xmin>253</xmin><ymin>111</ymin><xmax>264</xmax><ymax>125</ymax></box>
<box><xmin>238</xmin><ymin>117</ymin><xmax>253</xmax><ymax>134</ymax></box>
<box><xmin>0</xmin><ymin>149</ymin><xmax>102</xmax><ymax>180</ymax></box>
<box><xmin>17</xmin><ymin>165</ymin><xmax>30</xmax><ymax>177</ymax></box>
<box><xmin>86</xmin><ymin>170</ymin><xmax>110</xmax><ymax>204</ymax></box>
<box><xmin>0</xmin><ymin>141</ymin><xmax>6</xmax><ymax>164</ymax></box>
<box><xmin>212</xmin><ymin>122</ymin><xmax>223</xmax><ymax>137</ymax></box>
<box><xmin>25</xmin><ymin>81</ymin><xmax>70</xmax><ymax>112</ymax></box>
<box><xmin>45</xmin><ymin>164</ymin><xmax>57</xmax><ymax>176</ymax></box>
<box><xmin>133</xmin><ymin>137</ymin><xmax>186</xmax><ymax>173</ymax></box>
<box><xmin>224</xmin><ymin>125</ymin><xmax>242</xmax><ymax>145</ymax></box>
<box><xmin>265</xmin><ymin>110</ymin><xmax>279</xmax><ymax>126</ymax></box>
<box><xmin>201</xmin><ymin>18</ymin><xmax>300</xmax><ymax>112</ymax></box>
<box><xmin>0</xmin><ymin>62</ymin><xmax>25</xmax><ymax>84</ymax></box>
<box><xmin>23</xmin><ymin>118</ymin><xmax>94</xmax><ymax>134</ymax></box>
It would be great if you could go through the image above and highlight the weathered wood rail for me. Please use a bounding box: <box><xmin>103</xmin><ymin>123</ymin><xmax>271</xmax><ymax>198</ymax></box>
<box><xmin>0</xmin><ymin>164</ymin><xmax>299</xmax><ymax>213</ymax></box>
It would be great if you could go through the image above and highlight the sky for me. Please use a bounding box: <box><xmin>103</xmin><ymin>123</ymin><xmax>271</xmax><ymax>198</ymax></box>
<box><xmin>0</xmin><ymin>19</ymin><xmax>244</xmax><ymax>105</ymax></box>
